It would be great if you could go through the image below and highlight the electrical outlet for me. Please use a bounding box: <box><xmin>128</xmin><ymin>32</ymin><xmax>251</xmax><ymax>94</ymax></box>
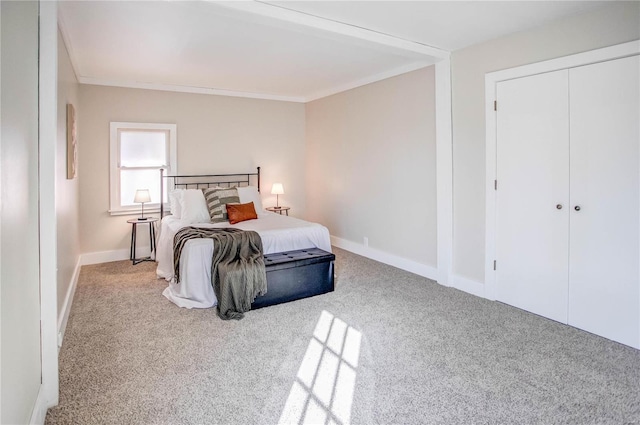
<box><xmin>363</xmin><ymin>237</ymin><xmax>369</xmax><ymax>247</ymax></box>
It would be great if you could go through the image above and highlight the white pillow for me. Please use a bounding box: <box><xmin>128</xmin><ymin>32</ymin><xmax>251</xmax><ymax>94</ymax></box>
<box><xmin>180</xmin><ymin>189</ymin><xmax>210</xmax><ymax>223</ymax></box>
<box><xmin>169</xmin><ymin>189</ymin><xmax>184</xmax><ymax>219</ymax></box>
<box><xmin>237</xmin><ymin>186</ymin><xmax>265</xmax><ymax>215</ymax></box>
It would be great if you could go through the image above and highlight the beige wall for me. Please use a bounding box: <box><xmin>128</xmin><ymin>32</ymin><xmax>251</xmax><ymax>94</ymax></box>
<box><xmin>1</xmin><ymin>1</ymin><xmax>42</xmax><ymax>422</ymax></box>
<box><xmin>57</xmin><ymin>30</ymin><xmax>81</xmax><ymax>319</ymax></box>
<box><xmin>78</xmin><ymin>86</ymin><xmax>305</xmax><ymax>255</ymax></box>
<box><xmin>305</xmin><ymin>67</ymin><xmax>437</xmax><ymax>267</ymax></box>
<box><xmin>75</xmin><ymin>2</ymin><xmax>640</xmax><ymax>284</ymax></box>
<box><xmin>451</xmin><ymin>2</ymin><xmax>640</xmax><ymax>283</ymax></box>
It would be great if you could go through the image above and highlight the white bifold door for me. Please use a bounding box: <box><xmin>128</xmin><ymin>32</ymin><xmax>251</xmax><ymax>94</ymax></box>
<box><xmin>495</xmin><ymin>55</ymin><xmax>640</xmax><ymax>348</ymax></box>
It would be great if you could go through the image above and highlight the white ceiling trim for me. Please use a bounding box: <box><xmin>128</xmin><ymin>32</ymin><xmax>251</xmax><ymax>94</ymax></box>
<box><xmin>216</xmin><ymin>1</ymin><xmax>449</xmax><ymax>59</ymax></box>
<box><xmin>76</xmin><ymin>57</ymin><xmax>443</xmax><ymax>103</ymax></box>
<box><xmin>305</xmin><ymin>60</ymin><xmax>440</xmax><ymax>102</ymax></box>
<box><xmin>77</xmin><ymin>76</ymin><xmax>307</xmax><ymax>103</ymax></box>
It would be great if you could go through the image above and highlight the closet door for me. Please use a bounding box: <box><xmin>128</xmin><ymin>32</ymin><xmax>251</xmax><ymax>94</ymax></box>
<box><xmin>568</xmin><ymin>55</ymin><xmax>640</xmax><ymax>347</ymax></box>
<box><xmin>495</xmin><ymin>70</ymin><xmax>570</xmax><ymax>323</ymax></box>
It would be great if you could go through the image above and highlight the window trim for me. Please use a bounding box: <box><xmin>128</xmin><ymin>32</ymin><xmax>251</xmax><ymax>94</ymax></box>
<box><xmin>109</xmin><ymin>122</ymin><xmax>177</xmax><ymax>215</ymax></box>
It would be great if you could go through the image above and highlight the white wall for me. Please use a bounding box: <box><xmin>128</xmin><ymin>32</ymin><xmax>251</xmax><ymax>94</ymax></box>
<box><xmin>451</xmin><ymin>2</ymin><xmax>640</xmax><ymax>284</ymax></box>
<box><xmin>305</xmin><ymin>67</ymin><xmax>437</xmax><ymax>268</ymax></box>
<box><xmin>78</xmin><ymin>85</ymin><xmax>306</xmax><ymax>256</ymax></box>
<box><xmin>0</xmin><ymin>1</ymin><xmax>43</xmax><ymax>423</ymax></box>
<box><xmin>57</xmin><ymin>29</ymin><xmax>81</xmax><ymax>330</ymax></box>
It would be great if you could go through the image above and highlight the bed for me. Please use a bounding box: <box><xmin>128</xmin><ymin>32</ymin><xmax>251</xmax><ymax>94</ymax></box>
<box><xmin>155</xmin><ymin>168</ymin><xmax>333</xmax><ymax>309</ymax></box>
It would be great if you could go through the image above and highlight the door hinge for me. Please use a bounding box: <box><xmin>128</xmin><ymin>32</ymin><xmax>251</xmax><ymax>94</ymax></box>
<box><xmin>493</xmin><ymin>260</ymin><xmax>497</xmax><ymax>270</ymax></box>
<box><xmin>494</xmin><ymin>100</ymin><xmax>497</xmax><ymax>111</ymax></box>
<box><xmin>494</xmin><ymin>180</ymin><xmax>497</xmax><ymax>190</ymax></box>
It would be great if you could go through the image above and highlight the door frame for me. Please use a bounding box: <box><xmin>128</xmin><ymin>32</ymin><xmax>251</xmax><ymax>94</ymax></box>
<box><xmin>37</xmin><ymin>0</ymin><xmax>59</xmax><ymax>420</ymax></box>
<box><xmin>484</xmin><ymin>40</ymin><xmax>640</xmax><ymax>301</ymax></box>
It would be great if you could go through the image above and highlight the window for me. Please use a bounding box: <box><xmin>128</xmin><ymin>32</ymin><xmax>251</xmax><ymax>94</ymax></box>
<box><xmin>109</xmin><ymin>122</ymin><xmax>177</xmax><ymax>215</ymax></box>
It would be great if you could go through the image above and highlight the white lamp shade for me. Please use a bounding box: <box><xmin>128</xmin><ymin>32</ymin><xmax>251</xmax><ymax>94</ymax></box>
<box><xmin>134</xmin><ymin>189</ymin><xmax>151</xmax><ymax>203</ymax></box>
<box><xmin>271</xmin><ymin>183</ymin><xmax>284</xmax><ymax>195</ymax></box>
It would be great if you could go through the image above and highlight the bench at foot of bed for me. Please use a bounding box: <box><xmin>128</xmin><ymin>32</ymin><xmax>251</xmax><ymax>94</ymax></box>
<box><xmin>252</xmin><ymin>248</ymin><xmax>335</xmax><ymax>309</ymax></box>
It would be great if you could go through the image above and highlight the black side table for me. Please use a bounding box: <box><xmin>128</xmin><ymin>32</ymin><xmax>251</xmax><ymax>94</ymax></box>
<box><xmin>266</xmin><ymin>206</ymin><xmax>290</xmax><ymax>216</ymax></box>
<box><xmin>127</xmin><ymin>218</ymin><xmax>158</xmax><ymax>265</ymax></box>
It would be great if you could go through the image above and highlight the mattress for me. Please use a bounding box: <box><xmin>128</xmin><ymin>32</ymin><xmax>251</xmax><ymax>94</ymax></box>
<box><xmin>156</xmin><ymin>212</ymin><xmax>332</xmax><ymax>308</ymax></box>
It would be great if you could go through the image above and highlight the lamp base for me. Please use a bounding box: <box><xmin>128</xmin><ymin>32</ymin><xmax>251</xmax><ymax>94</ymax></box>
<box><xmin>138</xmin><ymin>217</ymin><xmax>148</xmax><ymax>220</ymax></box>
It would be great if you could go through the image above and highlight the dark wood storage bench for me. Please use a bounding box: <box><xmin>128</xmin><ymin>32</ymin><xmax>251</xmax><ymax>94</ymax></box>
<box><xmin>251</xmin><ymin>248</ymin><xmax>335</xmax><ymax>309</ymax></box>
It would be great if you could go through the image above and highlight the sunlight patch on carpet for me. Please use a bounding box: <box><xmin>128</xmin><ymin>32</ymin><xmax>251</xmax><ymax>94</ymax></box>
<box><xmin>279</xmin><ymin>310</ymin><xmax>362</xmax><ymax>425</ymax></box>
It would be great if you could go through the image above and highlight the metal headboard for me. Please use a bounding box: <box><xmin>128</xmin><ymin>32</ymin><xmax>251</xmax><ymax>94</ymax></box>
<box><xmin>160</xmin><ymin>167</ymin><xmax>260</xmax><ymax>217</ymax></box>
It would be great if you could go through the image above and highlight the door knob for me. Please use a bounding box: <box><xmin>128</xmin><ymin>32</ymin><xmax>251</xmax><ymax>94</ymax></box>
<box><xmin>556</xmin><ymin>204</ymin><xmax>563</xmax><ymax>210</ymax></box>
<box><xmin>574</xmin><ymin>205</ymin><xmax>581</xmax><ymax>211</ymax></box>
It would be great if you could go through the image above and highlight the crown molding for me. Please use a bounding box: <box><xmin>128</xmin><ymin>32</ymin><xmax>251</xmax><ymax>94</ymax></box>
<box><xmin>305</xmin><ymin>60</ymin><xmax>439</xmax><ymax>102</ymax></box>
<box><xmin>77</xmin><ymin>77</ymin><xmax>307</xmax><ymax>103</ymax></box>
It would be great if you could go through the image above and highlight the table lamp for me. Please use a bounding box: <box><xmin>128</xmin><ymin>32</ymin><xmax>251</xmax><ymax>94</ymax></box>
<box><xmin>271</xmin><ymin>183</ymin><xmax>284</xmax><ymax>208</ymax></box>
<box><xmin>134</xmin><ymin>189</ymin><xmax>151</xmax><ymax>220</ymax></box>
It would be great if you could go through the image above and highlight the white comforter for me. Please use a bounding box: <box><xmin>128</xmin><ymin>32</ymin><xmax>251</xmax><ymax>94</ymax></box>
<box><xmin>156</xmin><ymin>212</ymin><xmax>332</xmax><ymax>308</ymax></box>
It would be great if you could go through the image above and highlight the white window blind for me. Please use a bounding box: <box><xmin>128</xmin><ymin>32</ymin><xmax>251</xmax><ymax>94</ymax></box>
<box><xmin>110</xmin><ymin>123</ymin><xmax>177</xmax><ymax>215</ymax></box>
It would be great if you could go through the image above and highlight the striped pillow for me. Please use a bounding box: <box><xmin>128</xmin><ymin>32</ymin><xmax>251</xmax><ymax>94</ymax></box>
<box><xmin>202</xmin><ymin>187</ymin><xmax>240</xmax><ymax>223</ymax></box>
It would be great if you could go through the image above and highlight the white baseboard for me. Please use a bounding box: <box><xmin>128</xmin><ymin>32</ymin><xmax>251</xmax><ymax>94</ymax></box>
<box><xmin>57</xmin><ymin>257</ymin><xmax>81</xmax><ymax>350</ymax></box>
<box><xmin>330</xmin><ymin>235</ymin><xmax>487</xmax><ymax>300</ymax></box>
<box><xmin>29</xmin><ymin>385</ymin><xmax>47</xmax><ymax>425</ymax></box>
<box><xmin>80</xmin><ymin>246</ymin><xmax>149</xmax><ymax>266</ymax></box>
<box><xmin>330</xmin><ymin>235</ymin><xmax>438</xmax><ymax>281</ymax></box>
<box><xmin>80</xmin><ymin>244</ymin><xmax>486</xmax><ymax>304</ymax></box>
<box><xmin>80</xmin><ymin>248</ymin><xmax>130</xmax><ymax>265</ymax></box>
<box><xmin>451</xmin><ymin>274</ymin><xmax>485</xmax><ymax>298</ymax></box>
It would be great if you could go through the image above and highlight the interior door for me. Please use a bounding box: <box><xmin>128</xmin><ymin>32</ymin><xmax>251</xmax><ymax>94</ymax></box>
<box><xmin>568</xmin><ymin>55</ymin><xmax>640</xmax><ymax>347</ymax></box>
<box><xmin>495</xmin><ymin>70</ymin><xmax>570</xmax><ymax>323</ymax></box>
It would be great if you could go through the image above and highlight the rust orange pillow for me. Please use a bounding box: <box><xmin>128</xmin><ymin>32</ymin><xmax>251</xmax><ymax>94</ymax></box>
<box><xmin>226</xmin><ymin>202</ymin><xmax>258</xmax><ymax>224</ymax></box>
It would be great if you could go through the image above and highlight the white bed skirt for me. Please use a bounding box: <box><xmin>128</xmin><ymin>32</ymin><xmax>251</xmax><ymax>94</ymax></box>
<box><xmin>156</xmin><ymin>213</ymin><xmax>332</xmax><ymax>309</ymax></box>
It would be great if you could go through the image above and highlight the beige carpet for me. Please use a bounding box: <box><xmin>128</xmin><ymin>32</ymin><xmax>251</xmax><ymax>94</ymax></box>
<box><xmin>46</xmin><ymin>248</ymin><xmax>640</xmax><ymax>424</ymax></box>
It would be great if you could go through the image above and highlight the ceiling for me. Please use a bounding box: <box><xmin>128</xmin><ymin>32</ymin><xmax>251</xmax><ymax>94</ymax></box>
<box><xmin>58</xmin><ymin>1</ymin><xmax>611</xmax><ymax>103</ymax></box>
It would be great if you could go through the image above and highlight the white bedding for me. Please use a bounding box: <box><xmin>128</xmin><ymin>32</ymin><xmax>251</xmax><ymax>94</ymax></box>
<box><xmin>156</xmin><ymin>212</ymin><xmax>332</xmax><ymax>309</ymax></box>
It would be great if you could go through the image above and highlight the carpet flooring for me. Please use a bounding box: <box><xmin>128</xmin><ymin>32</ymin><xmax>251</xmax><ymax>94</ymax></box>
<box><xmin>46</xmin><ymin>248</ymin><xmax>640</xmax><ymax>424</ymax></box>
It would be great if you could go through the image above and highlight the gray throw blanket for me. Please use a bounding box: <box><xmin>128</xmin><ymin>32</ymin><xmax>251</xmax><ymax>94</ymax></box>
<box><xmin>173</xmin><ymin>227</ymin><xmax>267</xmax><ymax>320</ymax></box>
